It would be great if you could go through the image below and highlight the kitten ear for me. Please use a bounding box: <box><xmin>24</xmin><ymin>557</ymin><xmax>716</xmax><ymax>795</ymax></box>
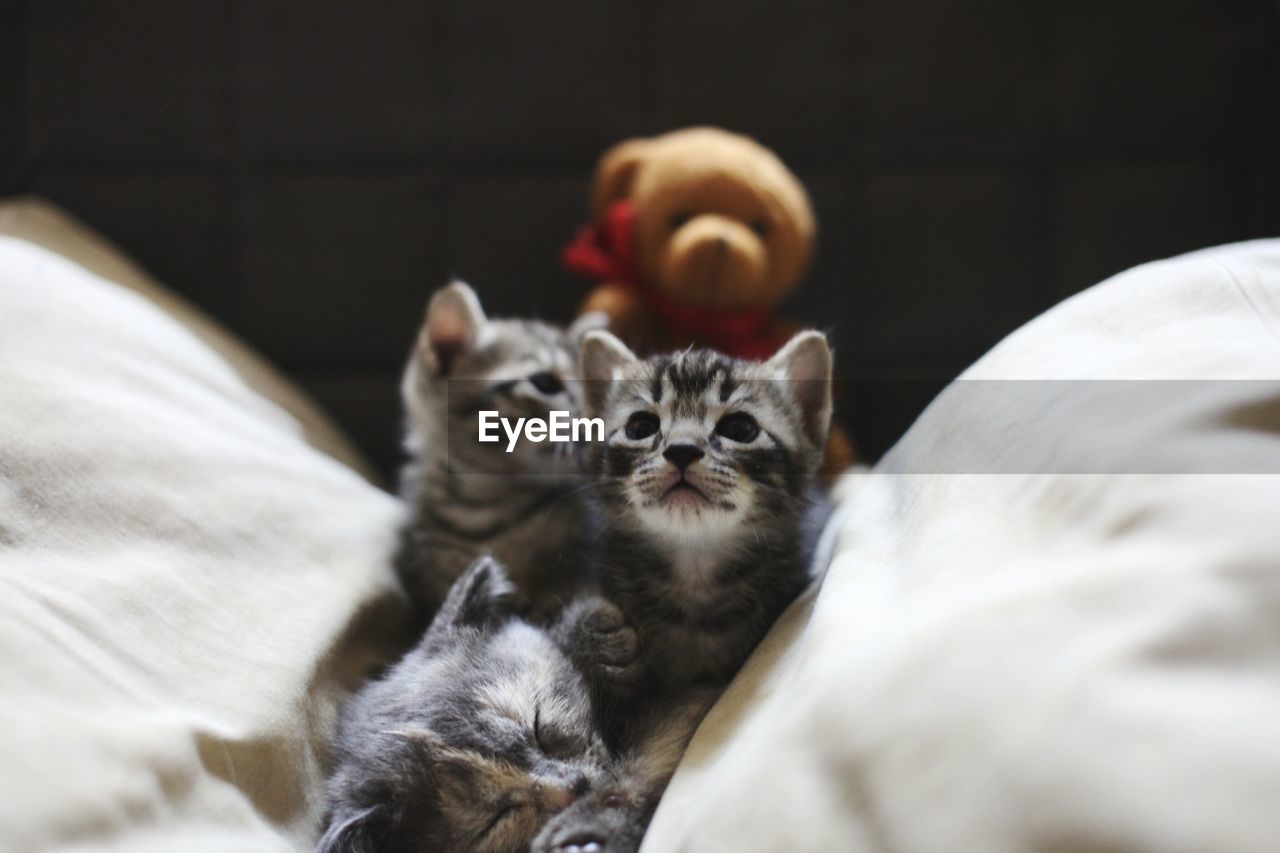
<box><xmin>316</xmin><ymin>805</ymin><xmax>391</xmax><ymax>853</ymax></box>
<box><xmin>431</xmin><ymin>556</ymin><xmax>521</xmax><ymax>635</ymax></box>
<box><xmin>580</xmin><ymin>330</ymin><xmax>638</xmax><ymax>417</ymax></box>
<box><xmin>382</xmin><ymin>726</ymin><xmax>447</xmax><ymax>753</ymax></box>
<box><xmin>765</xmin><ymin>331</ymin><xmax>833</xmax><ymax>447</ymax></box>
<box><xmin>420</xmin><ymin>280</ymin><xmax>488</xmax><ymax>377</ymax></box>
<box><xmin>382</xmin><ymin>727</ymin><xmax>480</xmax><ymax>773</ymax></box>
<box><xmin>568</xmin><ymin>310</ymin><xmax>609</xmax><ymax>345</ymax></box>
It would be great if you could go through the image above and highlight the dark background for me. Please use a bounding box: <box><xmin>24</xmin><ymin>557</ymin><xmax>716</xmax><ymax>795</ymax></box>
<box><xmin>2</xmin><ymin>1</ymin><xmax>1277</xmax><ymax>480</ymax></box>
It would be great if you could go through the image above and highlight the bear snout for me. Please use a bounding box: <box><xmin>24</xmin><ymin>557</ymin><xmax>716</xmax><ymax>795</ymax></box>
<box><xmin>659</xmin><ymin>214</ymin><xmax>768</xmax><ymax>309</ymax></box>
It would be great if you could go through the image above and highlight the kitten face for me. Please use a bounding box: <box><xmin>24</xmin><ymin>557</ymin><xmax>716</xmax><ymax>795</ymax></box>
<box><xmin>402</xmin><ymin>281</ymin><xmax>605</xmax><ymax>479</ymax></box>
<box><xmin>320</xmin><ymin>559</ymin><xmax>608</xmax><ymax>853</ymax></box>
<box><xmin>580</xmin><ymin>332</ymin><xmax>832</xmax><ymax>547</ymax></box>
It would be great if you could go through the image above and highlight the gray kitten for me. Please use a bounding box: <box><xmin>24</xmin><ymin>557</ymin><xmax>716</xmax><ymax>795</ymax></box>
<box><xmin>531</xmin><ymin>689</ymin><xmax>717</xmax><ymax>853</ymax></box>
<box><xmin>530</xmin><ymin>332</ymin><xmax>833</xmax><ymax>853</ymax></box>
<box><xmin>581</xmin><ymin>329</ymin><xmax>833</xmax><ymax>696</ymax></box>
<box><xmin>320</xmin><ymin>557</ymin><xmax>628</xmax><ymax>853</ymax></box>
<box><xmin>397</xmin><ymin>281</ymin><xmax>604</xmax><ymax>622</ymax></box>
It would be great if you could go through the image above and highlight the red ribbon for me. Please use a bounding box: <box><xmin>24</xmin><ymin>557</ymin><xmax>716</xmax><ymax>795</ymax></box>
<box><xmin>562</xmin><ymin>200</ymin><xmax>786</xmax><ymax>360</ymax></box>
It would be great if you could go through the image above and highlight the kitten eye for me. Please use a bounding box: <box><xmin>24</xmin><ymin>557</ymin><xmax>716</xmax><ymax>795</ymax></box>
<box><xmin>483</xmin><ymin>801</ymin><xmax>527</xmax><ymax>838</ymax></box>
<box><xmin>625</xmin><ymin>411</ymin><xmax>660</xmax><ymax>440</ymax></box>
<box><xmin>527</xmin><ymin>372</ymin><xmax>565</xmax><ymax>395</ymax></box>
<box><xmin>715</xmin><ymin>412</ymin><xmax>759</xmax><ymax>443</ymax></box>
<box><xmin>669</xmin><ymin>211</ymin><xmax>692</xmax><ymax>231</ymax></box>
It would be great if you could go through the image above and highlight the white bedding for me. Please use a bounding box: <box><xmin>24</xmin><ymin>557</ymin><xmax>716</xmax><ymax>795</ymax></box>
<box><xmin>0</xmin><ymin>201</ymin><xmax>405</xmax><ymax>851</ymax></box>
<box><xmin>3</xmin><ymin>195</ymin><xmax>1280</xmax><ymax>852</ymax></box>
<box><xmin>645</xmin><ymin>241</ymin><xmax>1280</xmax><ymax>851</ymax></box>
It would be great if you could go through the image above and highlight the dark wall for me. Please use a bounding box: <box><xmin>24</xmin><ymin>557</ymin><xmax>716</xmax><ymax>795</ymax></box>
<box><xmin>3</xmin><ymin>1</ymin><xmax>1277</xmax><ymax>479</ymax></box>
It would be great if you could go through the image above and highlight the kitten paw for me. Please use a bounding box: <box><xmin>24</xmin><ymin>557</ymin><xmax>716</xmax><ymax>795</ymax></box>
<box><xmin>571</xmin><ymin>598</ymin><xmax>642</xmax><ymax>688</ymax></box>
<box><xmin>531</xmin><ymin>790</ymin><xmax>643</xmax><ymax>853</ymax></box>
<box><xmin>551</xmin><ymin>839</ymin><xmax>604</xmax><ymax>853</ymax></box>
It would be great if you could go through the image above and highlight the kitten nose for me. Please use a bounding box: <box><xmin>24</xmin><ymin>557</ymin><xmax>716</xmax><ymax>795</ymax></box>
<box><xmin>539</xmin><ymin>782</ymin><xmax>578</xmax><ymax>812</ymax></box>
<box><xmin>663</xmin><ymin>444</ymin><xmax>704</xmax><ymax>471</ymax></box>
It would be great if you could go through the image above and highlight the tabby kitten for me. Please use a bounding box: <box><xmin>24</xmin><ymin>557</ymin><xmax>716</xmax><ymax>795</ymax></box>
<box><xmin>531</xmin><ymin>689</ymin><xmax>718</xmax><ymax>853</ymax></box>
<box><xmin>320</xmin><ymin>557</ymin><xmax>616</xmax><ymax>853</ymax></box>
<box><xmin>397</xmin><ymin>281</ymin><xmax>603</xmax><ymax>621</ymax></box>
<box><xmin>530</xmin><ymin>331</ymin><xmax>834</xmax><ymax>853</ymax></box>
<box><xmin>580</xmin><ymin>329</ymin><xmax>833</xmax><ymax>695</ymax></box>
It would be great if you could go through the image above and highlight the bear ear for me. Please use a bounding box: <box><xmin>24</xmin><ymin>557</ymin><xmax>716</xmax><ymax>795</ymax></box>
<box><xmin>590</xmin><ymin>138</ymin><xmax>651</xmax><ymax>219</ymax></box>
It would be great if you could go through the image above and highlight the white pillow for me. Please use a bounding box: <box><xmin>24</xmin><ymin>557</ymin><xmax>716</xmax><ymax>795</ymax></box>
<box><xmin>0</xmin><ymin>197</ymin><xmax>374</xmax><ymax>481</ymax></box>
<box><xmin>0</xmin><ymin>204</ymin><xmax>404</xmax><ymax>851</ymax></box>
<box><xmin>646</xmin><ymin>241</ymin><xmax>1280</xmax><ymax>852</ymax></box>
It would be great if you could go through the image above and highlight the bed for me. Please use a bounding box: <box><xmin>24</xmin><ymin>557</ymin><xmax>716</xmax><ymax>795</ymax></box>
<box><xmin>2</xmin><ymin>197</ymin><xmax>1278</xmax><ymax>851</ymax></box>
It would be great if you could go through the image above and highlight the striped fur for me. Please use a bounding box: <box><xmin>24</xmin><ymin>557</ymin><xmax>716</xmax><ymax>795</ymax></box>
<box><xmin>321</xmin><ymin>558</ymin><xmax>611</xmax><ymax>853</ymax></box>
<box><xmin>526</xmin><ymin>333</ymin><xmax>833</xmax><ymax>852</ymax></box>
<box><xmin>396</xmin><ymin>281</ymin><xmax>604</xmax><ymax>623</ymax></box>
<box><xmin>532</xmin><ymin>689</ymin><xmax>718</xmax><ymax>853</ymax></box>
<box><xmin>582</xmin><ymin>331</ymin><xmax>833</xmax><ymax>692</ymax></box>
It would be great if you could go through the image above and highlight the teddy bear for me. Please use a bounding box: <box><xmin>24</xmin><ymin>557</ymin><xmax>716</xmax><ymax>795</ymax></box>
<box><xmin>562</xmin><ymin>126</ymin><xmax>815</xmax><ymax>359</ymax></box>
<box><xmin>562</xmin><ymin>125</ymin><xmax>854</xmax><ymax>475</ymax></box>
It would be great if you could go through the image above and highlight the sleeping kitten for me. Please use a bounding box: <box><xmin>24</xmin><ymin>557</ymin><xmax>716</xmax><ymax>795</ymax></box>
<box><xmin>527</xmin><ymin>332</ymin><xmax>833</xmax><ymax>853</ymax></box>
<box><xmin>397</xmin><ymin>281</ymin><xmax>604</xmax><ymax>621</ymax></box>
<box><xmin>531</xmin><ymin>689</ymin><xmax>718</xmax><ymax>853</ymax></box>
<box><xmin>581</xmin><ymin>329</ymin><xmax>833</xmax><ymax>696</ymax></box>
<box><xmin>320</xmin><ymin>557</ymin><xmax>618</xmax><ymax>853</ymax></box>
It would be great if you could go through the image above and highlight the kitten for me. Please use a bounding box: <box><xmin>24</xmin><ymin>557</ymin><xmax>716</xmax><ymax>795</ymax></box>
<box><xmin>319</xmin><ymin>557</ymin><xmax>617</xmax><ymax>853</ymax></box>
<box><xmin>397</xmin><ymin>281</ymin><xmax>604</xmax><ymax>622</ymax></box>
<box><xmin>527</xmin><ymin>332</ymin><xmax>833</xmax><ymax>853</ymax></box>
<box><xmin>580</xmin><ymin>330</ymin><xmax>833</xmax><ymax>696</ymax></box>
<box><xmin>531</xmin><ymin>689</ymin><xmax>718</xmax><ymax>853</ymax></box>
